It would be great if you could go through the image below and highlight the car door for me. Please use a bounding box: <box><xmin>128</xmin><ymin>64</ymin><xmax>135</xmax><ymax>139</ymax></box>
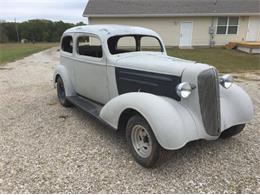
<box><xmin>73</xmin><ymin>33</ymin><xmax>109</xmax><ymax>104</ymax></box>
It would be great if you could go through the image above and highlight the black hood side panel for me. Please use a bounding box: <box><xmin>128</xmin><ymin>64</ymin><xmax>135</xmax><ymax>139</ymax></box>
<box><xmin>115</xmin><ymin>67</ymin><xmax>181</xmax><ymax>101</ymax></box>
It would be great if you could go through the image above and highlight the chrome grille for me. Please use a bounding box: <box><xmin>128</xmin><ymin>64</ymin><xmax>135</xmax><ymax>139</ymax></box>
<box><xmin>198</xmin><ymin>68</ymin><xmax>221</xmax><ymax>136</ymax></box>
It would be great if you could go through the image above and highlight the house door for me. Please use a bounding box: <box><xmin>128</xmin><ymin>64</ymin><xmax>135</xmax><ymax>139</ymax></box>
<box><xmin>246</xmin><ymin>17</ymin><xmax>260</xmax><ymax>41</ymax></box>
<box><xmin>180</xmin><ymin>22</ymin><xmax>193</xmax><ymax>47</ymax></box>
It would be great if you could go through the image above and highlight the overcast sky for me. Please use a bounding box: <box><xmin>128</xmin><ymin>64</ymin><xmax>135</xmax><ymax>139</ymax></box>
<box><xmin>0</xmin><ymin>0</ymin><xmax>88</xmax><ymax>23</ymax></box>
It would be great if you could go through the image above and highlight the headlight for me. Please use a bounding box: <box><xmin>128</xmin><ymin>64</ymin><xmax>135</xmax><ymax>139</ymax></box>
<box><xmin>176</xmin><ymin>82</ymin><xmax>192</xmax><ymax>98</ymax></box>
<box><xmin>220</xmin><ymin>74</ymin><xmax>233</xmax><ymax>89</ymax></box>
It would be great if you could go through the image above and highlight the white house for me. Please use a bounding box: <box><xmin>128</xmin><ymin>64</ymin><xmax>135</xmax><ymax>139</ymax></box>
<box><xmin>83</xmin><ymin>0</ymin><xmax>260</xmax><ymax>48</ymax></box>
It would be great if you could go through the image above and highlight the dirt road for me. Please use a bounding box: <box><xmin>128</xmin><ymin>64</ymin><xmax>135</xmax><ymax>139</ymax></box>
<box><xmin>0</xmin><ymin>48</ymin><xmax>259</xmax><ymax>193</ymax></box>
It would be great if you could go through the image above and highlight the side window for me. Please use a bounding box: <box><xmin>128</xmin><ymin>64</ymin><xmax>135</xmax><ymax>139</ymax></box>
<box><xmin>117</xmin><ymin>37</ymin><xmax>136</xmax><ymax>52</ymax></box>
<box><xmin>61</xmin><ymin>36</ymin><xmax>73</xmax><ymax>53</ymax></box>
<box><xmin>77</xmin><ymin>35</ymin><xmax>103</xmax><ymax>58</ymax></box>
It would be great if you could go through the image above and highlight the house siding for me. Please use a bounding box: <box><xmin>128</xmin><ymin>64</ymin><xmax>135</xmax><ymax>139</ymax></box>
<box><xmin>89</xmin><ymin>16</ymin><xmax>251</xmax><ymax>47</ymax></box>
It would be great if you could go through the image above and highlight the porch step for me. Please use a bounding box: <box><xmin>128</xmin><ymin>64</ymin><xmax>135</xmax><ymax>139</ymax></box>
<box><xmin>225</xmin><ymin>42</ymin><xmax>237</xmax><ymax>49</ymax></box>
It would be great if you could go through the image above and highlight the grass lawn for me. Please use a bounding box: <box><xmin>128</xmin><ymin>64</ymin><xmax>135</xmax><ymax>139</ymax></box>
<box><xmin>167</xmin><ymin>47</ymin><xmax>260</xmax><ymax>73</ymax></box>
<box><xmin>0</xmin><ymin>43</ymin><xmax>58</xmax><ymax>65</ymax></box>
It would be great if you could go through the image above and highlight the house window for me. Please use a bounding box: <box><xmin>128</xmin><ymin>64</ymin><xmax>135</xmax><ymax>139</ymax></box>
<box><xmin>217</xmin><ymin>17</ymin><xmax>239</xmax><ymax>35</ymax></box>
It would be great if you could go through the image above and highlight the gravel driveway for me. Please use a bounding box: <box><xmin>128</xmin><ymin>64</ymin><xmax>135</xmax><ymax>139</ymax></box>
<box><xmin>0</xmin><ymin>48</ymin><xmax>259</xmax><ymax>193</ymax></box>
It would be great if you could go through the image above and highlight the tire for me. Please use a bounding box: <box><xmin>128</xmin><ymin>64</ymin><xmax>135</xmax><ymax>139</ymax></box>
<box><xmin>220</xmin><ymin>124</ymin><xmax>246</xmax><ymax>139</ymax></box>
<box><xmin>57</xmin><ymin>77</ymin><xmax>72</xmax><ymax>107</ymax></box>
<box><xmin>126</xmin><ymin>115</ymin><xmax>161</xmax><ymax>168</ymax></box>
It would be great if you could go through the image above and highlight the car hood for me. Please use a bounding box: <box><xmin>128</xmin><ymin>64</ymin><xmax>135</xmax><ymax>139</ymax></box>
<box><xmin>112</xmin><ymin>52</ymin><xmax>210</xmax><ymax>77</ymax></box>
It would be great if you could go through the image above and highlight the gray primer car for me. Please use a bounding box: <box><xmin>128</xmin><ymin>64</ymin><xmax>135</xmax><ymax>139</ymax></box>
<box><xmin>54</xmin><ymin>25</ymin><xmax>254</xmax><ymax>167</ymax></box>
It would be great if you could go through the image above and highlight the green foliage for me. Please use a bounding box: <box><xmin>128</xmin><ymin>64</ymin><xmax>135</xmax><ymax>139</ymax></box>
<box><xmin>0</xmin><ymin>19</ymin><xmax>86</xmax><ymax>43</ymax></box>
<box><xmin>0</xmin><ymin>24</ymin><xmax>9</xmax><ymax>42</ymax></box>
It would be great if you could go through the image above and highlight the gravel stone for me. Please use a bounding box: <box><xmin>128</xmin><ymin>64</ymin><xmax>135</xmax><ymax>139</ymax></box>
<box><xmin>0</xmin><ymin>48</ymin><xmax>259</xmax><ymax>193</ymax></box>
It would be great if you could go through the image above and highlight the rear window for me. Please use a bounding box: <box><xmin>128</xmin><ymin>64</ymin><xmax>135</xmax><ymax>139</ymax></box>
<box><xmin>61</xmin><ymin>36</ymin><xmax>73</xmax><ymax>53</ymax></box>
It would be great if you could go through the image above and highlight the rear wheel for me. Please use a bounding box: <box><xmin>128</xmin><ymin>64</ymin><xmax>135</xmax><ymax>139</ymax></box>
<box><xmin>57</xmin><ymin>77</ymin><xmax>72</xmax><ymax>107</ymax></box>
<box><xmin>220</xmin><ymin>124</ymin><xmax>246</xmax><ymax>139</ymax></box>
<box><xmin>126</xmin><ymin>115</ymin><xmax>161</xmax><ymax>168</ymax></box>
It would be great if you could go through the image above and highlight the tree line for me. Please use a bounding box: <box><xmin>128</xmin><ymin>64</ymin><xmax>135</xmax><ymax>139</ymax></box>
<box><xmin>0</xmin><ymin>19</ymin><xmax>86</xmax><ymax>43</ymax></box>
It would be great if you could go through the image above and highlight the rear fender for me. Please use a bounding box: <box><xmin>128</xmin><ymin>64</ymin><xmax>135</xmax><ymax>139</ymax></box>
<box><xmin>53</xmin><ymin>64</ymin><xmax>76</xmax><ymax>97</ymax></box>
<box><xmin>100</xmin><ymin>92</ymin><xmax>201</xmax><ymax>150</ymax></box>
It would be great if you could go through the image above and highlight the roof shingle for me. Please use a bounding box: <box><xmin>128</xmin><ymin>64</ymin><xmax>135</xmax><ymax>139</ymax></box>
<box><xmin>84</xmin><ymin>0</ymin><xmax>260</xmax><ymax>17</ymax></box>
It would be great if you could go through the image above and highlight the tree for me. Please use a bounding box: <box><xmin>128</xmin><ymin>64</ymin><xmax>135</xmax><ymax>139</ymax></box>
<box><xmin>0</xmin><ymin>19</ymin><xmax>86</xmax><ymax>43</ymax></box>
<box><xmin>0</xmin><ymin>22</ymin><xmax>9</xmax><ymax>43</ymax></box>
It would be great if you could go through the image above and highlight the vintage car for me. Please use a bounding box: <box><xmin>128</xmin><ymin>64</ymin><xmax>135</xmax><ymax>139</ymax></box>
<box><xmin>54</xmin><ymin>25</ymin><xmax>253</xmax><ymax>167</ymax></box>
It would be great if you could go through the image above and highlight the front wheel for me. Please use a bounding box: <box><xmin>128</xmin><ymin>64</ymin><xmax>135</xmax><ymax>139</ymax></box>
<box><xmin>220</xmin><ymin>124</ymin><xmax>246</xmax><ymax>139</ymax></box>
<box><xmin>126</xmin><ymin>115</ymin><xmax>161</xmax><ymax>168</ymax></box>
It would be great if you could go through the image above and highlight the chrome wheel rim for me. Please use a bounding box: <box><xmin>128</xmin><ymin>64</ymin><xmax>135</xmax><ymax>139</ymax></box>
<box><xmin>131</xmin><ymin>125</ymin><xmax>152</xmax><ymax>158</ymax></box>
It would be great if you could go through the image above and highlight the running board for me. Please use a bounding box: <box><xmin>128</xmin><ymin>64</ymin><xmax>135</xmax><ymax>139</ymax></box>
<box><xmin>67</xmin><ymin>95</ymin><xmax>103</xmax><ymax>118</ymax></box>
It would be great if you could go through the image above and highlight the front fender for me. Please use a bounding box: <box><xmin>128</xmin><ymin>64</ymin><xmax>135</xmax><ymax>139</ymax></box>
<box><xmin>220</xmin><ymin>83</ymin><xmax>254</xmax><ymax>131</ymax></box>
<box><xmin>100</xmin><ymin>92</ymin><xmax>201</xmax><ymax>150</ymax></box>
<box><xmin>53</xmin><ymin>64</ymin><xmax>76</xmax><ymax>97</ymax></box>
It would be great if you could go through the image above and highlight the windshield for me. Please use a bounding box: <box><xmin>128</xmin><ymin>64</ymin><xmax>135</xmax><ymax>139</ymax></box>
<box><xmin>107</xmin><ymin>35</ymin><xmax>164</xmax><ymax>55</ymax></box>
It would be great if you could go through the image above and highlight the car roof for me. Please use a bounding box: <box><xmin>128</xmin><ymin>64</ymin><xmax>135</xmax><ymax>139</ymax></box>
<box><xmin>64</xmin><ymin>25</ymin><xmax>160</xmax><ymax>39</ymax></box>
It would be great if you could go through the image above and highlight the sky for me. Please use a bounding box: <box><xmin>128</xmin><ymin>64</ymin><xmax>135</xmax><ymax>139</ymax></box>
<box><xmin>0</xmin><ymin>0</ymin><xmax>88</xmax><ymax>23</ymax></box>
